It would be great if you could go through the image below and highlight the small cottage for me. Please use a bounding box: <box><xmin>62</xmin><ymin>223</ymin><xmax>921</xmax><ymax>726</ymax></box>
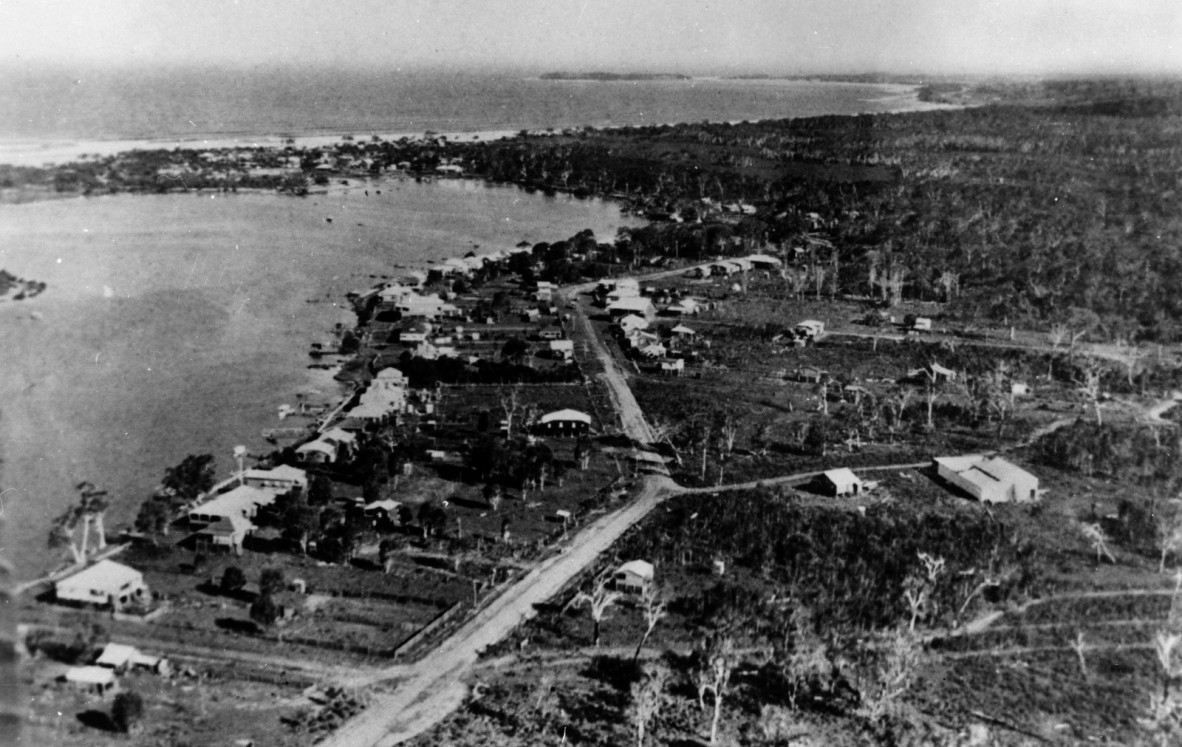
<box><xmin>611</xmin><ymin>560</ymin><xmax>654</xmax><ymax>594</ymax></box>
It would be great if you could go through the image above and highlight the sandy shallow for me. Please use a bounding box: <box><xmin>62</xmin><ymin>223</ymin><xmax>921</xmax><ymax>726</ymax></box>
<box><xmin>0</xmin><ymin>181</ymin><xmax>643</xmax><ymax>578</ymax></box>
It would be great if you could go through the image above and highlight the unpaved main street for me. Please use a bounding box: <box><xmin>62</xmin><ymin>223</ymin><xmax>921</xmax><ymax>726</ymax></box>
<box><xmin>322</xmin><ymin>285</ymin><xmax>672</xmax><ymax>746</ymax></box>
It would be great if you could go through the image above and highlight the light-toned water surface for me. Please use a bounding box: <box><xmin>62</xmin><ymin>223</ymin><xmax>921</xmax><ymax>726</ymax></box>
<box><xmin>0</xmin><ymin>179</ymin><xmax>643</xmax><ymax>577</ymax></box>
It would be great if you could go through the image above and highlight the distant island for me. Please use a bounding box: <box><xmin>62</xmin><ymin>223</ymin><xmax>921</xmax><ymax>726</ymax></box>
<box><xmin>540</xmin><ymin>71</ymin><xmax>691</xmax><ymax>81</ymax></box>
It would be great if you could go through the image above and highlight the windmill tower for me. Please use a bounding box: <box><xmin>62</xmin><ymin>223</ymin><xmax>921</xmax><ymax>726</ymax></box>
<box><xmin>233</xmin><ymin>445</ymin><xmax>248</xmax><ymax>486</ymax></box>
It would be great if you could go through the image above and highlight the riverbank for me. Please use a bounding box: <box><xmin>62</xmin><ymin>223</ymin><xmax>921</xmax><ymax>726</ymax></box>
<box><xmin>0</xmin><ymin>181</ymin><xmax>642</xmax><ymax>579</ymax></box>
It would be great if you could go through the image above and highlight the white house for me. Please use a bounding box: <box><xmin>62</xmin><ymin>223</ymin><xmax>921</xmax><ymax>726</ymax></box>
<box><xmin>669</xmin><ymin>324</ymin><xmax>696</xmax><ymax>339</ymax></box>
<box><xmin>377</xmin><ymin>284</ymin><xmax>413</xmax><ymax>304</ymax></box>
<box><xmin>795</xmin><ymin>320</ymin><xmax>825</xmax><ymax>339</ymax></box>
<box><xmin>364</xmin><ymin>499</ymin><xmax>402</xmax><ymax>523</ymax></box>
<box><xmin>820</xmin><ymin>468</ymin><xmax>864</xmax><ymax>497</ymax></box>
<box><xmin>320</xmin><ymin>426</ymin><xmax>357</xmax><ymax>458</ymax></box>
<box><xmin>607</xmin><ymin>298</ymin><xmax>657</xmax><ymax>320</ymax></box>
<box><xmin>549</xmin><ymin>339</ymin><xmax>575</xmax><ymax>360</ymax></box>
<box><xmin>243</xmin><ymin>465</ymin><xmax>308</xmax><ymax>494</ymax></box>
<box><xmin>56</xmin><ymin>560</ymin><xmax>148</xmax><ymax>610</ymax></box>
<box><xmin>189</xmin><ymin>485</ymin><xmax>275</xmax><ymax>526</ymax></box>
<box><xmin>617</xmin><ymin>314</ymin><xmax>650</xmax><ymax>333</ymax></box>
<box><xmin>65</xmin><ymin>666</ymin><xmax>117</xmax><ymax>696</ymax></box>
<box><xmin>195</xmin><ymin>514</ymin><xmax>253</xmax><ymax>554</ymax></box>
<box><xmin>934</xmin><ymin>455</ymin><xmax>1040</xmax><ymax>504</ymax></box>
<box><xmin>537</xmin><ymin>408</ymin><xmax>592</xmax><ymax>436</ymax></box>
<box><xmin>96</xmin><ymin>643</ymin><xmax>170</xmax><ymax>676</ymax></box>
<box><xmin>660</xmin><ymin>358</ymin><xmax>685</xmax><ymax>376</ymax></box>
<box><xmin>611</xmin><ymin>560</ymin><xmax>654</xmax><ymax>594</ymax></box>
<box><xmin>373</xmin><ymin>367</ymin><xmax>408</xmax><ymax>389</ymax></box>
<box><xmin>295</xmin><ymin>440</ymin><xmax>337</xmax><ymax>464</ymax></box>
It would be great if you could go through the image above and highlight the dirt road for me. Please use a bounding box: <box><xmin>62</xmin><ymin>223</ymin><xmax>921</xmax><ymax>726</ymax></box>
<box><xmin>321</xmin><ymin>474</ymin><xmax>674</xmax><ymax>746</ymax></box>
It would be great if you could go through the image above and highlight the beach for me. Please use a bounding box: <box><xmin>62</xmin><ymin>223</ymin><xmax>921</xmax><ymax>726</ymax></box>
<box><xmin>0</xmin><ymin>72</ymin><xmax>949</xmax><ymax>167</ymax></box>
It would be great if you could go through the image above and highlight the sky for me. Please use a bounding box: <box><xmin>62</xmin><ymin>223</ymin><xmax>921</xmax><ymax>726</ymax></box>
<box><xmin>1</xmin><ymin>0</ymin><xmax>1179</xmax><ymax>76</ymax></box>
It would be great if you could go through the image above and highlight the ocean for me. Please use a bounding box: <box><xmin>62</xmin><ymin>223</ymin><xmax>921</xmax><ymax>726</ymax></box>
<box><xmin>0</xmin><ymin>66</ymin><xmax>942</xmax><ymax>165</ymax></box>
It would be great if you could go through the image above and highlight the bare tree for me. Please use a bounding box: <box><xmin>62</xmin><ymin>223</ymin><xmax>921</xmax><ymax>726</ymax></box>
<box><xmin>1081</xmin><ymin>522</ymin><xmax>1116</xmax><ymax>564</ymax></box>
<box><xmin>569</xmin><ymin>575</ymin><xmax>621</xmax><ymax>646</ymax></box>
<box><xmin>1118</xmin><ymin>339</ymin><xmax>1149</xmax><ymax>387</ymax></box>
<box><xmin>498</xmin><ymin>386</ymin><xmax>525</xmax><ymax>439</ymax></box>
<box><xmin>627</xmin><ymin>663</ymin><xmax>669</xmax><ymax>747</ymax></box>
<box><xmin>1076</xmin><ymin>364</ymin><xmax>1104</xmax><ymax>425</ymax></box>
<box><xmin>694</xmin><ymin>633</ymin><xmax>736</xmax><ymax>745</ymax></box>
<box><xmin>1071</xmin><ymin>630</ymin><xmax>1090</xmax><ymax>680</ymax></box>
<box><xmin>719</xmin><ymin>416</ymin><xmax>739</xmax><ymax>458</ymax></box>
<box><xmin>633</xmin><ymin>585</ymin><xmax>668</xmax><ymax>662</ymax></box>
<box><xmin>851</xmin><ymin>629</ymin><xmax>920</xmax><ymax>725</ymax></box>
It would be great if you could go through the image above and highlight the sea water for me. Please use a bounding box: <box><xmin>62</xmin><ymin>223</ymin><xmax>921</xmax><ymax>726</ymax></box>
<box><xmin>0</xmin><ymin>66</ymin><xmax>940</xmax><ymax>164</ymax></box>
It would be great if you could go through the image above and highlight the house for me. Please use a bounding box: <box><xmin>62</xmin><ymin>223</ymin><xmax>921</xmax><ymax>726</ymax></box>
<box><xmin>364</xmin><ymin>499</ymin><xmax>402</xmax><ymax>524</ymax></box>
<box><xmin>243</xmin><ymin>465</ymin><xmax>308</xmax><ymax>494</ymax></box>
<box><xmin>65</xmin><ymin>666</ymin><xmax>117</xmax><ymax>697</ymax></box>
<box><xmin>56</xmin><ymin>560</ymin><xmax>148</xmax><ymax>610</ymax></box>
<box><xmin>320</xmin><ymin>427</ymin><xmax>357</xmax><ymax>457</ymax></box>
<box><xmin>746</xmin><ymin>254</ymin><xmax>783</xmax><ymax>270</ymax></box>
<box><xmin>607</xmin><ymin>298</ymin><xmax>657</xmax><ymax>321</ymax></box>
<box><xmin>795</xmin><ymin>367</ymin><xmax>827</xmax><ymax>384</ymax></box>
<box><xmin>820</xmin><ymin>468</ymin><xmax>864</xmax><ymax>497</ymax></box>
<box><xmin>660</xmin><ymin>358</ymin><xmax>685</xmax><ymax>376</ymax></box>
<box><xmin>377</xmin><ymin>284</ymin><xmax>413</xmax><ymax>304</ymax></box>
<box><xmin>372</xmin><ymin>367</ymin><xmax>408</xmax><ymax>389</ymax></box>
<box><xmin>536</xmin><ymin>408</ymin><xmax>592</xmax><ymax>436</ymax></box>
<box><xmin>400</xmin><ymin>321</ymin><xmax>433</xmax><ymax>344</ymax></box>
<box><xmin>549</xmin><ymin>339</ymin><xmax>575</xmax><ymax>360</ymax></box>
<box><xmin>908</xmin><ymin>363</ymin><xmax>957</xmax><ymax>383</ymax></box>
<box><xmin>189</xmin><ymin>485</ymin><xmax>275</xmax><ymax>526</ymax></box>
<box><xmin>295</xmin><ymin>439</ymin><xmax>337</xmax><ymax>464</ymax></box>
<box><xmin>611</xmin><ymin>560</ymin><xmax>654</xmax><ymax>594</ymax></box>
<box><xmin>934</xmin><ymin>455</ymin><xmax>1040</xmax><ymax>504</ymax></box>
<box><xmin>399</xmin><ymin>293</ymin><xmax>457</xmax><ymax>319</ymax></box>
<box><xmin>617</xmin><ymin>314</ymin><xmax>650</xmax><ymax>334</ymax></box>
<box><xmin>904</xmin><ymin>314</ymin><xmax>933</xmax><ymax>331</ymax></box>
<box><xmin>195</xmin><ymin>514</ymin><xmax>253</xmax><ymax>554</ymax></box>
<box><xmin>95</xmin><ymin>643</ymin><xmax>138</xmax><ymax>674</ymax></box>
<box><xmin>96</xmin><ymin>643</ymin><xmax>169</xmax><ymax>676</ymax></box>
<box><xmin>709</xmin><ymin>261</ymin><xmax>739</xmax><ymax>277</ymax></box>
<box><xmin>795</xmin><ymin>320</ymin><xmax>825</xmax><ymax>339</ymax></box>
<box><xmin>638</xmin><ymin>343</ymin><xmax>667</xmax><ymax>359</ymax></box>
<box><xmin>400</xmin><ymin>270</ymin><xmax>428</xmax><ymax>288</ymax></box>
<box><xmin>606</xmin><ymin>285</ymin><xmax>641</xmax><ymax>304</ymax></box>
<box><xmin>669</xmin><ymin>324</ymin><xmax>696</xmax><ymax>339</ymax></box>
<box><xmin>664</xmin><ymin>298</ymin><xmax>701</xmax><ymax>316</ymax></box>
<box><xmin>537</xmin><ymin>328</ymin><xmax>563</xmax><ymax>341</ymax></box>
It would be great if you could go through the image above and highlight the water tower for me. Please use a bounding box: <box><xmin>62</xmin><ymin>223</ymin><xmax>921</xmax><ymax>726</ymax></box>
<box><xmin>233</xmin><ymin>445</ymin><xmax>247</xmax><ymax>486</ymax></box>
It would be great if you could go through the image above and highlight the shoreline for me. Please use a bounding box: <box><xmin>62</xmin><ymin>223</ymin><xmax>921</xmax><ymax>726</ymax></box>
<box><xmin>0</xmin><ymin>84</ymin><xmax>954</xmax><ymax>168</ymax></box>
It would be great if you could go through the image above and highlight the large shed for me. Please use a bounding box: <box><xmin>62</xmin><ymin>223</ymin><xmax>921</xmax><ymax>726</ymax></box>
<box><xmin>934</xmin><ymin>455</ymin><xmax>1040</xmax><ymax>504</ymax></box>
<box><xmin>536</xmin><ymin>409</ymin><xmax>592</xmax><ymax>437</ymax></box>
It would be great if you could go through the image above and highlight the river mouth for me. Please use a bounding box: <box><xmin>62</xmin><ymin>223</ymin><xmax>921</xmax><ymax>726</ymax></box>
<box><xmin>0</xmin><ymin>178</ymin><xmax>644</xmax><ymax>578</ymax></box>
